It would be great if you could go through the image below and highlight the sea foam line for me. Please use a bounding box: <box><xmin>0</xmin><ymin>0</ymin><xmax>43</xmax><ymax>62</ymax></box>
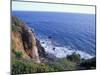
<box><xmin>39</xmin><ymin>38</ymin><xmax>94</xmax><ymax>59</ymax></box>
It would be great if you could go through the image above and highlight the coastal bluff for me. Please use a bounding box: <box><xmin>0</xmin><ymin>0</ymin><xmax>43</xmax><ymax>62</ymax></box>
<box><xmin>12</xmin><ymin>16</ymin><xmax>45</xmax><ymax>63</ymax></box>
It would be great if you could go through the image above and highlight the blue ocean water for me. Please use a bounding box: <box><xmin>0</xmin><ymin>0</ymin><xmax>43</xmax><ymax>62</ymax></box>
<box><xmin>12</xmin><ymin>11</ymin><xmax>96</xmax><ymax>59</ymax></box>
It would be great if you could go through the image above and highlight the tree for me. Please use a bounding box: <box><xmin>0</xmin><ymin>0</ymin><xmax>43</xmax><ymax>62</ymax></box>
<box><xmin>67</xmin><ymin>52</ymin><xmax>81</xmax><ymax>63</ymax></box>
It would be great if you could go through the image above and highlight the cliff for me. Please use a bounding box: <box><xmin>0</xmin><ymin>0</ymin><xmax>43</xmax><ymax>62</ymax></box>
<box><xmin>11</xmin><ymin>16</ymin><xmax>96</xmax><ymax>75</ymax></box>
<box><xmin>11</xmin><ymin>16</ymin><xmax>46</xmax><ymax>63</ymax></box>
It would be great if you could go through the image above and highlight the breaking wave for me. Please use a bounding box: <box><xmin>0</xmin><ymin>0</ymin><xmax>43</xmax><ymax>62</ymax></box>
<box><xmin>39</xmin><ymin>38</ymin><xmax>94</xmax><ymax>59</ymax></box>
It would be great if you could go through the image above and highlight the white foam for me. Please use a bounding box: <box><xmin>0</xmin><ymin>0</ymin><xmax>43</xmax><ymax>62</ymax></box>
<box><xmin>39</xmin><ymin>38</ymin><xmax>94</xmax><ymax>59</ymax></box>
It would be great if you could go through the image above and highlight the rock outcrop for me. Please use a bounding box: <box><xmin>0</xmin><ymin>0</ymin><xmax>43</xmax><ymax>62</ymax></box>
<box><xmin>12</xmin><ymin>16</ymin><xmax>45</xmax><ymax>63</ymax></box>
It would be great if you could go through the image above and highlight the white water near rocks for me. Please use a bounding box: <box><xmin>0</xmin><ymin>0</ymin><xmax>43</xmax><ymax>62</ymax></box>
<box><xmin>39</xmin><ymin>38</ymin><xmax>94</xmax><ymax>59</ymax></box>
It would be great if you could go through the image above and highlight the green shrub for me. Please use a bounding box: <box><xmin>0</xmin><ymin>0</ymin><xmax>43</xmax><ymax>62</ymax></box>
<box><xmin>47</xmin><ymin>58</ymin><xmax>76</xmax><ymax>71</ymax></box>
<box><xmin>12</xmin><ymin>24</ymin><xmax>21</xmax><ymax>32</ymax></box>
<box><xmin>47</xmin><ymin>62</ymin><xmax>65</xmax><ymax>71</ymax></box>
<box><xmin>15</xmin><ymin>51</ymin><xmax>23</xmax><ymax>58</ymax></box>
<box><xmin>80</xmin><ymin>57</ymin><xmax>96</xmax><ymax>69</ymax></box>
<box><xmin>57</xmin><ymin>58</ymin><xmax>76</xmax><ymax>70</ymax></box>
<box><xmin>12</xmin><ymin>16</ymin><xmax>23</xmax><ymax>32</ymax></box>
<box><xmin>12</xmin><ymin>58</ymin><xmax>77</xmax><ymax>75</ymax></box>
<box><xmin>12</xmin><ymin>16</ymin><xmax>22</xmax><ymax>26</ymax></box>
<box><xmin>35</xmin><ymin>63</ymin><xmax>54</xmax><ymax>73</ymax></box>
<box><xmin>12</xmin><ymin>60</ymin><xmax>35</xmax><ymax>75</ymax></box>
<box><xmin>67</xmin><ymin>52</ymin><xmax>81</xmax><ymax>63</ymax></box>
<box><xmin>12</xmin><ymin>40</ymin><xmax>16</xmax><ymax>53</ymax></box>
<box><xmin>12</xmin><ymin>59</ymin><xmax>55</xmax><ymax>75</ymax></box>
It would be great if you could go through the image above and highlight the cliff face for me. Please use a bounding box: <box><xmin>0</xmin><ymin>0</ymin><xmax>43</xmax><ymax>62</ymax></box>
<box><xmin>12</xmin><ymin>16</ymin><xmax>45</xmax><ymax>63</ymax></box>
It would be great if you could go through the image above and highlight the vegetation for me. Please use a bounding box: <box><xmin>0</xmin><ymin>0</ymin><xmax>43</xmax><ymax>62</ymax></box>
<box><xmin>11</xmin><ymin>16</ymin><xmax>96</xmax><ymax>74</ymax></box>
<box><xmin>12</xmin><ymin>23</ymin><xmax>22</xmax><ymax>32</ymax></box>
<box><xmin>12</xmin><ymin>58</ymin><xmax>76</xmax><ymax>75</ymax></box>
<box><xmin>57</xmin><ymin>58</ymin><xmax>76</xmax><ymax>70</ymax></box>
<box><xmin>79</xmin><ymin>57</ymin><xmax>96</xmax><ymax>69</ymax></box>
<box><xmin>47</xmin><ymin>58</ymin><xmax>76</xmax><ymax>71</ymax></box>
<box><xmin>12</xmin><ymin>55</ymin><xmax>77</xmax><ymax>75</ymax></box>
<box><xmin>67</xmin><ymin>52</ymin><xmax>81</xmax><ymax>63</ymax></box>
<box><xmin>12</xmin><ymin>59</ymin><xmax>54</xmax><ymax>75</ymax></box>
<box><xmin>12</xmin><ymin>16</ymin><xmax>22</xmax><ymax>32</ymax></box>
<box><xmin>12</xmin><ymin>52</ymin><xmax>96</xmax><ymax>75</ymax></box>
<box><xmin>15</xmin><ymin>51</ymin><xmax>23</xmax><ymax>58</ymax></box>
<box><xmin>12</xmin><ymin>40</ymin><xmax>16</xmax><ymax>53</ymax></box>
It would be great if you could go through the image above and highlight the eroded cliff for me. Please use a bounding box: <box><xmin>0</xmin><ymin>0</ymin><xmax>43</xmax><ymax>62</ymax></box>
<box><xmin>12</xmin><ymin>16</ymin><xmax>46</xmax><ymax>63</ymax></box>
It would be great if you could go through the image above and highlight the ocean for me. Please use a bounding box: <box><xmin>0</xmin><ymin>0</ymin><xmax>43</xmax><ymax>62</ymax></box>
<box><xmin>12</xmin><ymin>11</ymin><xmax>96</xmax><ymax>59</ymax></box>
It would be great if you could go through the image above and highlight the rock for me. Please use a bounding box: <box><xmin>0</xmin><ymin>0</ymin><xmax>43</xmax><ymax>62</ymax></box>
<box><xmin>48</xmin><ymin>36</ymin><xmax>52</xmax><ymax>39</ymax></box>
<box><xmin>12</xmin><ymin>16</ymin><xmax>46</xmax><ymax>63</ymax></box>
<box><xmin>53</xmin><ymin>48</ymin><xmax>56</xmax><ymax>51</ymax></box>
